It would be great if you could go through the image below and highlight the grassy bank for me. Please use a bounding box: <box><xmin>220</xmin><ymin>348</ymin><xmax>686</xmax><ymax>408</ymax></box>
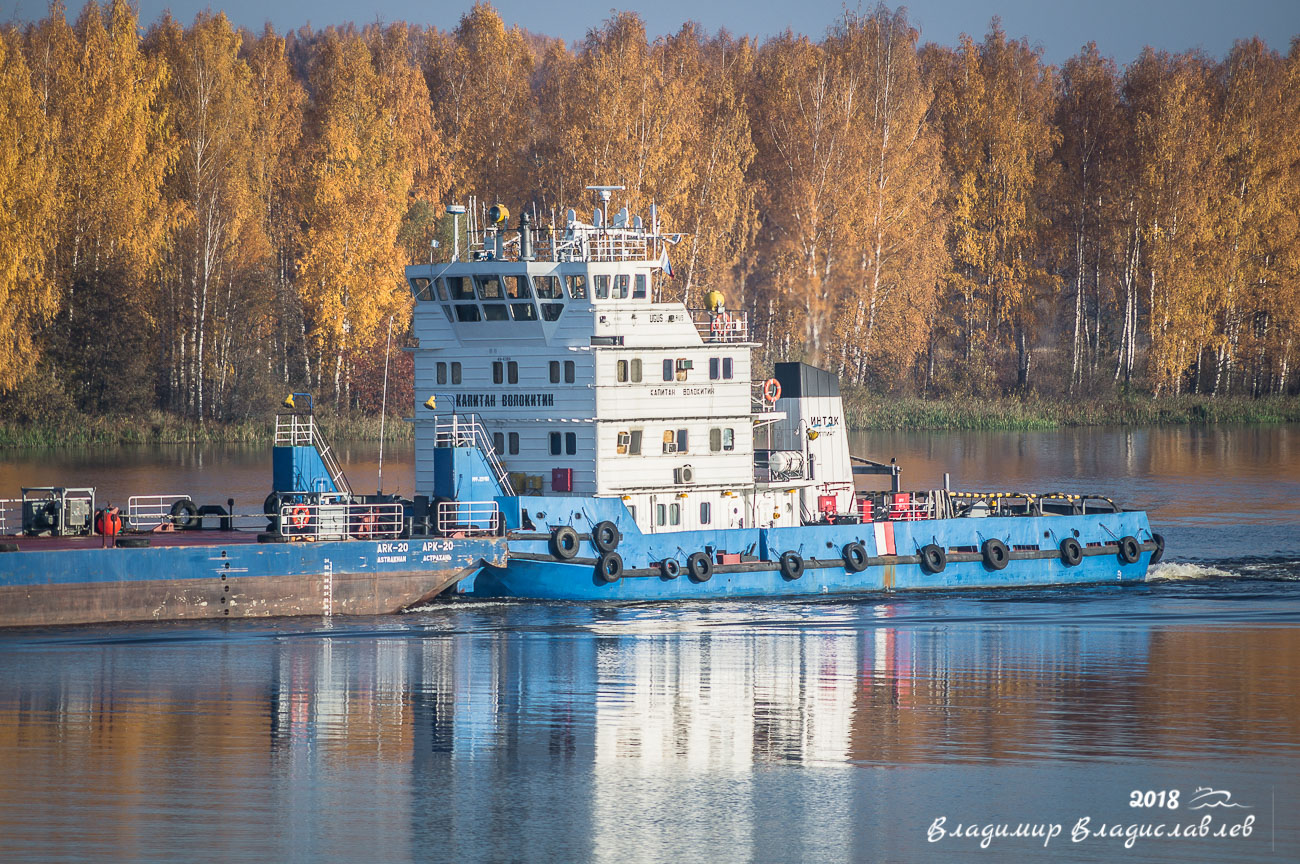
<box><xmin>0</xmin><ymin>411</ymin><xmax>415</xmax><ymax>448</ymax></box>
<box><xmin>842</xmin><ymin>392</ymin><xmax>1300</xmax><ymax>430</ymax></box>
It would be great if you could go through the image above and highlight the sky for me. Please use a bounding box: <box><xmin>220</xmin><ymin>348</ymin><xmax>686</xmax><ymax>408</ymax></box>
<box><xmin>6</xmin><ymin>0</ymin><xmax>1299</xmax><ymax>64</ymax></box>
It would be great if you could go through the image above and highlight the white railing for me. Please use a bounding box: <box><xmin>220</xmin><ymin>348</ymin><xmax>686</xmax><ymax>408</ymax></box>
<box><xmin>279</xmin><ymin>502</ymin><xmax>405</xmax><ymax>541</ymax></box>
<box><xmin>127</xmin><ymin>494</ymin><xmax>192</xmax><ymax>529</ymax></box>
<box><xmin>431</xmin><ymin>415</ymin><xmax>514</xmax><ymax>495</ymax></box>
<box><xmin>274</xmin><ymin>413</ymin><xmax>352</xmax><ymax>496</ymax></box>
<box><xmin>0</xmin><ymin>498</ymin><xmax>20</xmax><ymax>535</ymax></box>
<box><xmin>691</xmin><ymin>309</ymin><xmax>750</xmax><ymax>343</ymax></box>
<box><xmin>436</xmin><ymin>501</ymin><xmax>500</xmax><ymax>536</ymax></box>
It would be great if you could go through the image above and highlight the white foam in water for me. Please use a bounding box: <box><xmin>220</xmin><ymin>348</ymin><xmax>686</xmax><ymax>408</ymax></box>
<box><xmin>1147</xmin><ymin>562</ymin><xmax>1233</xmax><ymax>582</ymax></box>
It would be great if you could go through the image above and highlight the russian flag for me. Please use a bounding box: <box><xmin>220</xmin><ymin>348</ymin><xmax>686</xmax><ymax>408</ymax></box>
<box><xmin>659</xmin><ymin>248</ymin><xmax>674</xmax><ymax>278</ymax></box>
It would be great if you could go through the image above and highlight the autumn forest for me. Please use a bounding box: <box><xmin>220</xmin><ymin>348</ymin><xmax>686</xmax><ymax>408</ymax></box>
<box><xmin>1</xmin><ymin>1</ymin><xmax>1298</xmax><ymax>427</ymax></box>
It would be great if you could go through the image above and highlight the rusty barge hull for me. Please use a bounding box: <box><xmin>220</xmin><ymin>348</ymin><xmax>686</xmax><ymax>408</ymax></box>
<box><xmin>0</xmin><ymin>532</ymin><xmax>505</xmax><ymax>628</ymax></box>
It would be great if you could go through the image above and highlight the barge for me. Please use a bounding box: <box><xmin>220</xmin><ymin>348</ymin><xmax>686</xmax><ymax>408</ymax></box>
<box><xmin>403</xmin><ymin>188</ymin><xmax>1164</xmax><ymax>600</ymax></box>
<box><xmin>0</xmin><ymin>400</ymin><xmax>504</xmax><ymax>627</ymax></box>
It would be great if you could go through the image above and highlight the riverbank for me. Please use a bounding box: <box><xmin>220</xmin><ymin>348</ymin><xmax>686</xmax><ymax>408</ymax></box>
<box><xmin>0</xmin><ymin>411</ymin><xmax>414</xmax><ymax>448</ymax></box>
<box><xmin>843</xmin><ymin>392</ymin><xmax>1300</xmax><ymax>430</ymax></box>
<box><xmin>1</xmin><ymin>396</ymin><xmax>1297</xmax><ymax>448</ymax></box>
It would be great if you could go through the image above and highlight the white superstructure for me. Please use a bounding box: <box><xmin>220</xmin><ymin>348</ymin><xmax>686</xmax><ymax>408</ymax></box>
<box><xmin>405</xmin><ymin>191</ymin><xmax>856</xmax><ymax>534</ymax></box>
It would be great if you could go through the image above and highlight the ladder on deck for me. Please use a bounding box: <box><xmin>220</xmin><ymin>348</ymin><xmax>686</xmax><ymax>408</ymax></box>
<box><xmin>276</xmin><ymin>414</ymin><xmax>353</xmax><ymax>496</ymax></box>
<box><xmin>435</xmin><ymin>416</ymin><xmax>514</xmax><ymax>496</ymax></box>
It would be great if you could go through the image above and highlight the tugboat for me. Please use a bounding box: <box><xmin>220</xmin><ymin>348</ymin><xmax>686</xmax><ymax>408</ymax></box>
<box><xmin>404</xmin><ymin>188</ymin><xmax>1165</xmax><ymax>600</ymax></box>
<box><xmin>0</xmin><ymin>395</ymin><xmax>505</xmax><ymax>627</ymax></box>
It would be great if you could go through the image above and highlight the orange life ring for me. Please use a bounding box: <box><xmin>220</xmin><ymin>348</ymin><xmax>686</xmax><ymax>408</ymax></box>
<box><xmin>289</xmin><ymin>505</ymin><xmax>311</xmax><ymax>528</ymax></box>
<box><xmin>763</xmin><ymin>378</ymin><xmax>782</xmax><ymax>402</ymax></box>
<box><xmin>358</xmin><ymin>512</ymin><xmax>376</xmax><ymax>539</ymax></box>
<box><xmin>710</xmin><ymin>314</ymin><xmax>727</xmax><ymax>336</ymax></box>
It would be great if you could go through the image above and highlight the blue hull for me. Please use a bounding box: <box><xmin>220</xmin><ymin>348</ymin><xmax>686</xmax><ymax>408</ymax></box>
<box><xmin>462</xmin><ymin>506</ymin><xmax>1154</xmax><ymax>600</ymax></box>
<box><xmin>0</xmin><ymin>535</ymin><xmax>506</xmax><ymax>627</ymax></box>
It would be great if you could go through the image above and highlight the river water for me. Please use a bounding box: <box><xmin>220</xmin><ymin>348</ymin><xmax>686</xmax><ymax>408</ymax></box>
<box><xmin>1</xmin><ymin>426</ymin><xmax>1297</xmax><ymax>862</ymax></box>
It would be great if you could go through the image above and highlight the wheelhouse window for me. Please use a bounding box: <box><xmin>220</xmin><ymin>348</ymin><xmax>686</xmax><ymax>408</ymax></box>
<box><xmin>541</xmin><ymin>303</ymin><xmax>563</xmax><ymax>321</ymax></box>
<box><xmin>505</xmin><ymin>275</ymin><xmax>531</xmax><ymax>299</ymax></box>
<box><xmin>613</xmin><ymin>275</ymin><xmax>629</xmax><ymax>299</ymax></box>
<box><xmin>594</xmin><ymin>275</ymin><xmax>610</xmax><ymax>299</ymax></box>
<box><xmin>633</xmin><ymin>274</ymin><xmax>648</xmax><ymax>299</ymax></box>
<box><xmin>435</xmin><ymin>279</ymin><xmax>449</xmax><ymax>301</ymax></box>
<box><xmin>533</xmin><ymin>275</ymin><xmax>563</xmax><ymax>299</ymax></box>
<box><xmin>510</xmin><ymin>303</ymin><xmax>537</xmax><ymax>321</ymax></box>
<box><xmin>410</xmin><ymin>277</ymin><xmax>432</xmax><ymax>300</ymax></box>
<box><xmin>445</xmin><ymin>276</ymin><xmax>473</xmax><ymax>300</ymax></box>
<box><xmin>454</xmin><ymin>305</ymin><xmax>481</xmax><ymax>322</ymax></box>
<box><xmin>482</xmin><ymin>304</ymin><xmax>508</xmax><ymax>321</ymax></box>
<box><xmin>566</xmin><ymin>275</ymin><xmax>588</xmax><ymax>299</ymax></box>
<box><xmin>475</xmin><ymin>275</ymin><xmax>503</xmax><ymax>300</ymax></box>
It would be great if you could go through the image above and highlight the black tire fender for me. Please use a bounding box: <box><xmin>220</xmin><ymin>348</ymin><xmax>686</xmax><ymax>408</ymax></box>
<box><xmin>592</xmin><ymin>520</ymin><xmax>621</xmax><ymax>553</ymax></box>
<box><xmin>779</xmin><ymin>550</ymin><xmax>804</xmax><ymax>580</ymax></box>
<box><xmin>551</xmin><ymin>526</ymin><xmax>580</xmax><ymax>560</ymax></box>
<box><xmin>116</xmin><ymin>537</ymin><xmax>150</xmax><ymax>548</ymax></box>
<box><xmin>1118</xmin><ymin>535</ymin><xmax>1141</xmax><ymax>564</ymax></box>
<box><xmin>660</xmin><ymin>558</ymin><xmax>681</xmax><ymax>580</ymax></box>
<box><xmin>597</xmin><ymin>552</ymin><xmax>623</xmax><ymax>583</ymax></box>
<box><xmin>1060</xmin><ymin>537</ymin><xmax>1083</xmax><ymax>567</ymax></box>
<box><xmin>687</xmin><ymin>552</ymin><xmax>713</xmax><ymax>583</ymax></box>
<box><xmin>920</xmin><ymin>543</ymin><xmax>947</xmax><ymax>574</ymax></box>
<box><xmin>1150</xmin><ymin>533</ymin><xmax>1165</xmax><ymax>566</ymax></box>
<box><xmin>257</xmin><ymin>532</ymin><xmax>290</xmax><ymax>544</ymax></box>
<box><xmin>170</xmin><ymin>499</ymin><xmax>199</xmax><ymax>529</ymax></box>
<box><xmin>842</xmin><ymin>542</ymin><xmax>868</xmax><ymax>573</ymax></box>
<box><xmin>981</xmin><ymin>538</ymin><xmax>1010</xmax><ymax>571</ymax></box>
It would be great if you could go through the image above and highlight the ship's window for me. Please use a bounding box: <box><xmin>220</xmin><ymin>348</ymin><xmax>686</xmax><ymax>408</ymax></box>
<box><xmin>723</xmin><ymin>357</ymin><xmax>733</xmax><ymax>378</ymax></box>
<box><xmin>710</xmin><ymin>428</ymin><xmax>721</xmax><ymax>452</ymax></box>
<box><xmin>505</xmin><ymin>275</ymin><xmax>531</xmax><ymax>299</ymax></box>
<box><xmin>541</xmin><ymin>303</ymin><xmax>563</xmax><ymax>321</ymax></box>
<box><xmin>709</xmin><ymin>357</ymin><xmax>719</xmax><ymax>379</ymax></box>
<box><xmin>675</xmin><ymin>358</ymin><xmax>692</xmax><ymax>381</ymax></box>
<box><xmin>440</xmin><ymin>304</ymin><xmax>453</xmax><ymax>322</ymax></box>
<box><xmin>564</xmin><ymin>361</ymin><xmax>575</xmax><ymax>383</ymax></box>
<box><xmin>437</xmin><ymin>362</ymin><xmax>447</xmax><ymax>385</ymax></box>
<box><xmin>617</xmin><ymin>431</ymin><xmax>630</xmax><ymax>454</ymax></box>
<box><xmin>508</xmin><ymin>432</ymin><xmax>519</xmax><ymax>455</ymax></box>
<box><xmin>662</xmin><ymin>430</ymin><xmax>676</xmax><ymax>454</ymax></box>
<box><xmin>677</xmin><ymin>429</ymin><xmax>689</xmax><ymax>452</ymax></box>
<box><xmin>411</xmin><ymin>277</ymin><xmax>432</xmax><ymax>300</ymax></box>
<box><xmin>669</xmin><ymin>503</ymin><xmax>680</xmax><ymax>526</ymax></box>
<box><xmin>710</xmin><ymin>427</ymin><xmax>735</xmax><ymax>452</ymax></box>
<box><xmin>700</xmin><ymin>501</ymin><xmax>711</xmax><ymax>525</ymax></box>
<box><xmin>493</xmin><ymin>432</ymin><xmax>505</xmax><ymax>453</ymax></box>
<box><xmin>565</xmin><ymin>432</ymin><xmax>577</xmax><ymax>455</ymax></box>
<box><xmin>455</xmin><ymin>304</ymin><xmax>481</xmax><ymax>322</ymax></box>
<box><xmin>533</xmin><ymin>275</ymin><xmax>563</xmax><ymax>299</ymax></box>
<box><xmin>445</xmin><ymin>276</ymin><xmax>474</xmax><ymax>300</ymax></box>
<box><xmin>634</xmin><ymin>274</ymin><xmax>647</xmax><ymax>299</ymax></box>
<box><xmin>507</xmin><ymin>361</ymin><xmax>518</xmax><ymax>384</ymax></box>
<box><xmin>613</xmin><ymin>275</ymin><xmax>629</xmax><ymax>299</ymax></box>
<box><xmin>723</xmin><ymin>428</ymin><xmax>734</xmax><ymax>451</ymax></box>
<box><xmin>510</xmin><ymin>303</ymin><xmax>537</xmax><ymax>321</ymax></box>
<box><xmin>628</xmin><ymin>429</ymin><xmax>642</xmax><ymax>455</ymax></box>
<box><xmin>656</xmin><ymin>504</ymin><xmax>666</xmax><ymax>526</ymax></box>
<box><xmin>492</xmin><ymin>361</ymin><xmax>504</xmax><ymax>384</ymax></box>
<box><xmin>435</xmin><ymin>279</ymin><xmax>449</xmax><ymax>301</ymax></box>
<box><xmin>594</xmin><ymin>275</ymin><xmax>610</xmax><ymax>299</ymax></box>
<box><xmin>630</xmin><ymin>359</ymin><xmax>642</xmax><ymax>382</ymax></box>
<box><xmin>451</xmin><ymin>362</ymin><xmax>462</xmax><ymax>384</ymax></box>
<box><xmin>617</xmin><ymin>360</ymin><xmax>629</xmax><ymax>383</ymax></box>
<box><xmin>483</xmin><ymin>304</ymin><xmax>509</xmax><ymax>321</ymax></box>
<box><xmin>475</xmin><ymin>275</ymin><xmax>503</xmax><ymax>300</ymax></box>
<box><xmin>549</xmin><ymin>432</ymin><xmax>561</xmax><ymax>456</ymax></box>
<box><xmin>566</xmin><ymin>274</ymin><xmax>588</xmax><ymax>299</ymax></box>
<box><xmin>662</xmin><ymin>359</ymin><xmax>673</xmax><ymax>381</ymax></box>
<box><xmin>549</xmin><ymin>361</ymin><xmax>560</xmax><ymax>384</ymax></box>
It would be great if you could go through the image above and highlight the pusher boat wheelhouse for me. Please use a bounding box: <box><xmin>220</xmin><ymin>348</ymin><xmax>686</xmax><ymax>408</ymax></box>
<box><xmin>404</xmin><ymin>189</ymin><xmax>1164</xmax><ymax>600</ymax></box>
